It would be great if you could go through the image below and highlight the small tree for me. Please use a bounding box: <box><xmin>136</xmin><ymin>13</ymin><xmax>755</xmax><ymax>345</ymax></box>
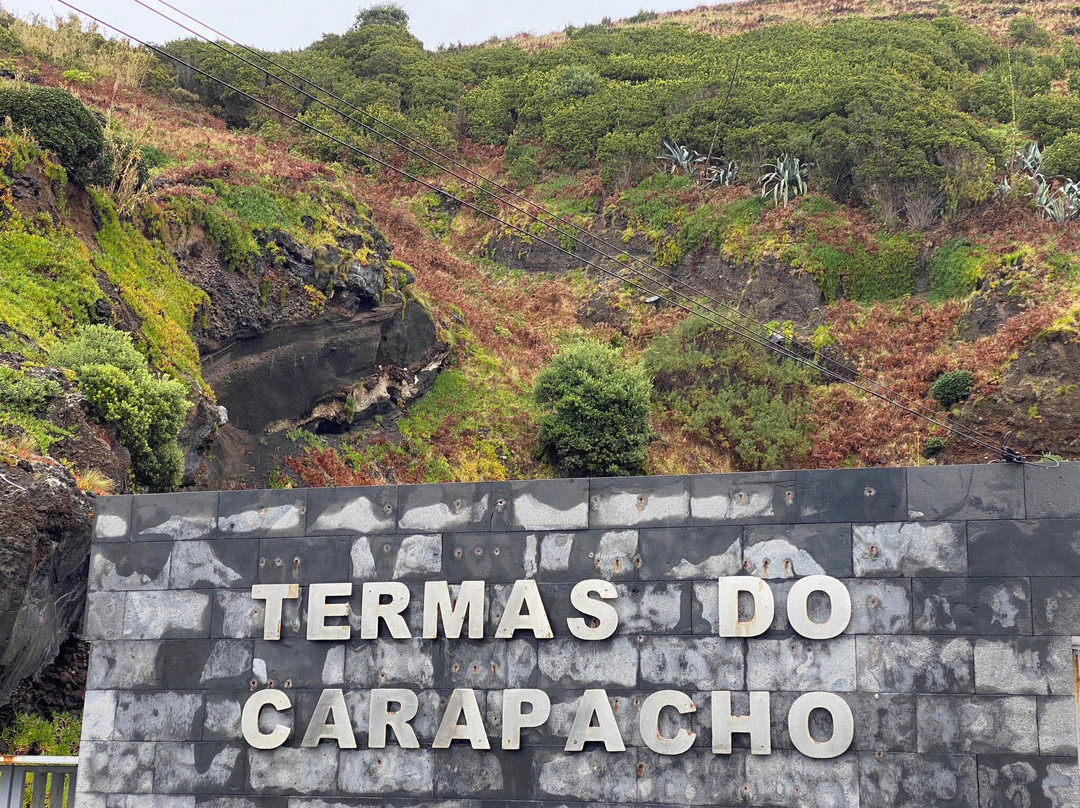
<box><xmin>534</xmin><ymin>342</ymin><xmax>652</xmax><ymax>477</ymax></box>
<box><xmin>930</xmin><ymin>370</ymin><xmax>973</xmax><ymax>409</ymax></box>
<box><xmin>52</xmin><ymin>325</ymin><xmax>189</xmax><ymax>491</ymax></box>
<box><xmin>353</xmin><ymin>3</ymin><xmax>409</xmax><ymax>29</ymax></box>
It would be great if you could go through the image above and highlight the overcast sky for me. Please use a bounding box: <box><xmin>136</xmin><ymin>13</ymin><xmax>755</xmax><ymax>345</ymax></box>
<box><xmin>2</xmin><ymin>0</ymin><xmax>707</xmax><ymax>50</ymax></box>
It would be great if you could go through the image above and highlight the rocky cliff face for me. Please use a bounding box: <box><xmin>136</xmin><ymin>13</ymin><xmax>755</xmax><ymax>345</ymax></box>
<box><xmin>0</xmin><ymin>458</ymin><xmax>93</xmax><ymax>709</ymax></box>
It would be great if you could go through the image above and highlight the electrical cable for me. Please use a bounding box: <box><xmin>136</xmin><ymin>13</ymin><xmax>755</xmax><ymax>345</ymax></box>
<box><xmin>55</xmin><ymin>0</ymin><xmax>1020</xmax><ymax>460</ymax></box>
<box><xmin>136</xmin><ymin>0</ymin><xmax>1006</xmax><ymax>448</ymax></box>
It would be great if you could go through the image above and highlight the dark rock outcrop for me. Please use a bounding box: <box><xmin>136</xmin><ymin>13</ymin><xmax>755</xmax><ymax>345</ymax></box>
<box><xmin>0</xmin><ymin>459</ymin><xmax>93</xmax><ymax>709</ymax></box>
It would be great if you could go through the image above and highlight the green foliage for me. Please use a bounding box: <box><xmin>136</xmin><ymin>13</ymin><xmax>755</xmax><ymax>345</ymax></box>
<box><xmin>930</xmin><ymin>369</ymin><xmax>974</xmax><ymax>409</ymax></box>
<box><xmin>52</xmin><ymin>326</ymin><xmax>189</xmax><ymax>491</ymax></box>
<box><xmin>929</xmin><ymin>238</ymin><xmax>983</xmax><ymax>302</ymax></box>
<box><xmin>1008</xmin><ymin>15</ymin><xmax>1051</xmax><ymax>48</ymax></box>
<box><xmin>643</xmin><ymin>317</ymin><xmax>812</xmax><ymax>470</ymax></box>
<box><xmin>1</xmin><ymin>712</ymin><xmax>81</xmax><ymax>755</ymax></box>
<box><xmin>923</xmin><ymin>436</ymin><xmax>947</xmax><ymax>458</ymax></box>
<box><xmin>0</xmin><ymin>84</ymin><xmax>110</xmax><ymax>185</ymax></box>
<box><xmin>760</xmin><ymin>155</ymin><xmax>809</xmax><ymax>207</ymax></box>
<box><xmin>353</xmin><ymin>3</ymin><xmax>410</xmax><ymax>29</ymax></box>
<box><xmin>533</xmin><ymin>341</ymin><xmax>652</xmax><ymax>477</ymax></box>
<box><xmin>1041</xmin><ymin>132</ymin><xmax>1080</xmax><ymax>179</ymax></box>
<box><xmin>1017</xmin><ymin>93</ymin><xmax>1080</xmax><ymax>146</ymax></box>
<box><xmin>0</xmin><ymin>367</ymin><xmax>61</xmax><ymax>413</ymax></box>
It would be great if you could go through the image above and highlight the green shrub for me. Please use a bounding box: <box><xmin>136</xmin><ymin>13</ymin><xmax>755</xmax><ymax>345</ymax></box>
<box><xmin>1008</xmin><ymin>15</ymin><xmax>1051</xmax><ymax>47</ymax></box>
<box><xmin>533</xmin><ymin>341</ymin><xmax>652</xmax><ymax>477</ymax></box>
<box><xmin>923</xmin><ymin>436</ymin><xmax>947</xmax><ymax>458</ymax></box>
<box><xmin>929</xmin><ymin>238</ymin><xmax>983</xmax><ymax>302</ymax></box>
<box><xmin>0</xmin><ymin>367</ymin><xmax>61</xmax><ymax>413</ymax></box>
<box><xmin>0</xmin><ymin>85</ymin><xmax>110</xmax><ymax>185</ymax></box>
<box><xmin>930</xmin><ymin>370</ymin><xmax>974</xmax><ymax>409</ymax></box>
<box><xmin>1042</xmin><ymin>132</ymin><xmax>1080</xmax><ymax>179</ymax></box>
<box><xmin>642</xmin><ymin>317</ymin><xmax>813</xmax><ymax>471</ymax></box>
<box><xmin>52</xmin><ymin>325</ymin><xmax>188</xmax><ymax>491</ymax></box>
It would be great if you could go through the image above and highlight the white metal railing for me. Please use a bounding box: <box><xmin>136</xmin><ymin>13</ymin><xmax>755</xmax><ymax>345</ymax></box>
<box><xmin>0</xmin><ymin>757</ymin><xmax>78</xmax><ymax>808</ymax></box>
<box><xmin>1073</xmin><ymin>637</ymin><xmax>1079</xmax><ymax>805</ymax></box>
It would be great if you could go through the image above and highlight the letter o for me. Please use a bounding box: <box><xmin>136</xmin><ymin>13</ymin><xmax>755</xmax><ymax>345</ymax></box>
<box><xmin>787</xmin><ymin>692</ymin><xmax>853</xmax><ymax>760</ymax></box>
<box><xmin>786</xmin><ymin>575</ymin><xmax>851</xmax><ymax>640</ymax></box>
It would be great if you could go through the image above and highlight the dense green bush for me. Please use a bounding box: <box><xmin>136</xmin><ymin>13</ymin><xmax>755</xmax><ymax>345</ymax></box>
<box><xmin>929</xmin><ymin>238</ymin><xmax>983</xmax><ymax>302</ymax></box>
<box><xmin>52</xmin><ymin>325</ymin><xmax>188</xmax><ymax>491</ymax></box>
<box><xmin>533</xmin><ymin>341</ymin><xmax>652</xmax><ymax>477</ymax></box>
<box><xmin>0</xmin><ymin>366</ymin><xmax>61</xmax><ymax>414</ymax></box>
<box><xmin>643</xmin><ymin>317</ymin><xmax>812</xmax><ymax>470</ymax></box>
<box><xmin>1041</xmin><ymin>132</ymin><xmax>1080</xmax><ymax>179</ymax></box>
<box><xmin>930</xmin><ymin>369</ymin><xmax>974</xmax><ymax>409</ymax></box>
<box><xmin>0</xmin><ymin>85</ymin><xmax>110</xmax><ymax>185</ymax></box>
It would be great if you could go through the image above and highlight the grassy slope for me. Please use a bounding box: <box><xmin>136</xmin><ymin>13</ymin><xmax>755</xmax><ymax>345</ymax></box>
<box><xmin>3</xmin><ymin>1</ymin><xmax>1080</xmax><ymax>485</ymax></box>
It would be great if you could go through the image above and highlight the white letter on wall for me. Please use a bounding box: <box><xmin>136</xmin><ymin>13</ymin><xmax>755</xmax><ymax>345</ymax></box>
<box><xmin>252</xmin><ymin>584</ymin><xmax>299</xmax><ymax>641</ymax></box>
<box><xmin>565</xmin><ymin>689</ymin><xmax>625</xmax><ymax>752</ymax></box>
<box><xmin>502</xmin><ymin>689</ymin><xmax>552</xmax><ymax>750</ymax></box>
<box><xmin>786</xmin><ymin>575</ymin><xmax>851</xmax><ymax>640</ymax></box>
<box><xmin>433</xmin><ymin>688</ymin><xmax>490</xmax><ymax>749</ymax></box>
<box><xmin>241</xmin><ymin>689</ymin><xmax>292</xmax><ymax>750</ymax></box>
<box><xmin>494</xmin><ymin>579</ymin><xmax>554</xmax><ymax>639</ymax></box>
<box><xmin>306</xmin><ymin>582</ymin><xmax>352</xmax><ymax>641</ymax></box>
<box><xmin>566</xmin><ymin>579</ymin><xmax>619</xmax><ymax>641</ymax></box>
<box><xmin>639</xmin><ymin>690</ymin><xmax>696</xmax><ymax>755</ymax></box>
<box><xmin>360</xmin><ymin>582</ymin><xmax>412</xmax><ymax>639</ymax></box>
<box><xmin>301</xmin><ymin>688</ymin><xmax>357</xmax><ymax>749</ymax></box>
<box><xmin>369</xmin><ymin>689</ymin><xmax>420</xmax><ymax>749</ymax></box>
<box><xmin>423</xmin><ymin>581</ymin><xmax>485</xmax><ymax>639</ymax></box>
<box><xmin>711</xmin><ymin>691</ymin><xmax>771</xmax><ymax>755</ymax></box>
<box><xmin>718</xmin><ymin>577</ymin><xmax>774</xmax><ymax>638</ymax></box>
<box><xmin>788</xmin><ymin>692</ymin><xmax>854</xmax><ymax>759</ymax></box>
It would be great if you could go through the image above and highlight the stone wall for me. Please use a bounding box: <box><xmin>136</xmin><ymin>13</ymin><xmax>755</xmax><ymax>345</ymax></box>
<box><xmin>77</xmin><ymin>463</ymin><xmax>1080</xmax><ymax>807</ymax></box>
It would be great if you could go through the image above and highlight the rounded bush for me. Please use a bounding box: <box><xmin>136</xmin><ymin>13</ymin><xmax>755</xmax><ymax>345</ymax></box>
<box><xmin>534</xmin><ymin>342</ymin><xmax>652</xmax><ymax>477</ymax></box>
<box><xmin>1042</xmin><ymin>132</ymin><xmax>1080</xmax><ymax>180</ymax></box>
<box><xmin>0</xmin><ymin>85</ymin><xmax>110</xmax><ymax>186</ymax></box>
<box><xmin>930</xmin><ymin>370</ymin><xmax>973</xmax><ymax>409</ymax></box>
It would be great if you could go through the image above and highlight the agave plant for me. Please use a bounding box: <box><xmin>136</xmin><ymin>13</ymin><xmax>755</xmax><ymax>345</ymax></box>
<box><xmin>704</xmin><ymin>158</ymin><xmax>739</xmax><ymax>186</ymax></box>
<box><xmin>658</xmin><ymin>140</ymin><xmax>705</xmax><ymax>177</ymax></box>
<box><xmin>759</xmin><ymin>155</ymin><xmax>809</xmax><ymax>207</ymax></box>
<box><xmin>1013</xmin><ymin>141</ymin><xmax>1045</xmax><ymax>179</ymax></box>
<box><xmin>1038</xmin><ymin>193</ymin><xmax>1073</xmax><ymax>224</ymax></box>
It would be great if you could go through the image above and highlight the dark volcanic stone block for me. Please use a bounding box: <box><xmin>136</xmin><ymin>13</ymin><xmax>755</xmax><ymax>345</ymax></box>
<box><xmin>257</xmin><ymin>536</ymin><xmax>351</xmax><ymax>586</ymax></box>
<box><xmin>637</xmin><ymin>526</ymin><xmax>741</xmax><ymax>580</ymax></box>
<box><xmin>690</xmin><ymin>471</ymin><xmax>797</xmax><ymax>525</ymax></box>
<box><xmin>93</xmin><ymin>494</ymin><xmax>134</xmax><ymax>542</ymax></box>
<box><xmin>967</xmin><ymin>519</ymin><xmax>1080</xmax><ymax>576</ymax></box>
<box><xmin>1024</xmin><ymin>460</ymin><xmax>1080</xmax><ymax>518</ymax></box>
<box><xmin>1031</xmin><ymin>577</ymin><xmax>1080</xmax><ymax>635</ymax></box>
<box><xmin>398</xmin><ymin>483</ymin><xmax>493</xmax><ymax>533</ymax></box>
<box><xmin>907</xmin><ymin>464</ymin><xmax>1024</xmax><ymax>521</ymax></box>
<box><xmin>434</xmin><ymin>747</ymin><xmax>533</xmax><ymax>800</ymax></box>
<box><xmin>351</xmin><ymin>534</ymin><xmax>442</xmax><ymax>582</ymax></box>
<box><xmin>857</xmin><ymin>636</ymin><xmax>974</xmax><ymax>693</ymax></box>
<box><xmin>797</xmin><ymin>467</ymin><xmax>907</xmax><ymax>524</ymax></box>
<box><xmin>977</xmin><ymin>756</ymin><xmax>1079</xmax><ymax>808</ymax></box>
<box><xmin>532</xmin><ymin>529</ymin><xmax>640</xmax><ymax>582</ymax></box>
<box><xmin>853</xmin><ymin>521</ymin><xmax>966</xmax><ymax>577</ymax></box>
<box><xmin>916</xmin><ymin>694</ymin><xmax>1038</xmax><ymax>754</ymax></box>
<box><xmin>113</xmin><ymin>691</ymin><xmax>205</xmax><ymax>742</ymax></box>
<box><xmin>441</xmin><ymin>532</ymin><xmax>537</xmax><ymax>582</ymax></box>
<box><xmin>588</xmin><ymin>476</ymin><xmax>690</xmax><ymax>528</ymax></box>
<box><xmin>170</xmin><ymin>540</ymin><xmax>260</xmax><ymax>590</ymax></box>
<box><xmin>160</xmin><ymin>640</ymin><xmax>253</xmax><ymax>690</ymax></box>
<box><xmin>912</xmin><ymin>577</ymin><xmax>1032</xmax><ymax>635</ymax></box>
<box><xmin>531</xmin><ymin>749</ymin><xmax>639</xmax><ymax>803</ymax></box>
<box><xmin>217</xmin><ymin>489</ymin><xmax>306</xmax><ymax>538</ymax></box>
<box><xmin>974</xmin><ymin>637</ymin><xmax>1074</xmax><ymax>696</ymax></box>
<box><xmin>306</xmin><ymin>485</ymin><xmax>397</xmax><ymax>535</ymax></box>
<box><xmin>744</xmin><ymin>749</ymin><xmax>860</xmax><ymax>807</ymax></box>
<box><xmin>491</xmin><ymin>479</ymin><xmax>589</xmax><ymax>532</ymax></box>
<box><xmin>859</xmin><ymin>752</ymin><xmax>977</xmax><ymax>808</ymax></box>
<box><xmin>89</xmin><ymin>542</ymin><xmax>172</xmax><ymax>591</ymax></box>
<box><xmin>743</xmin><ymin>522</ymin><xmax>853</xmax><ymax>578</ymax></box>
<box><xmin>132</xmin><ymin>491</ymin><xmax>217</xmax><ymax>542</ymax></box>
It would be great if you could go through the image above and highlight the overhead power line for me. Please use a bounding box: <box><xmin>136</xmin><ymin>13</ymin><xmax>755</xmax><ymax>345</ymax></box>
<box><xmin>54</xmin><ymin>0</ymin><xmax>1032</xmax><ymax>462</ymax></box>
